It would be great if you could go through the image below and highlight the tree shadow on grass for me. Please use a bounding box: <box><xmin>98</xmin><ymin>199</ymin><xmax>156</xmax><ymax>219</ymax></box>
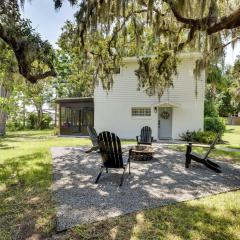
<box><xmin>69</xmin><ymin>194</ymin><xmax>240</xmax><ymax>240</ymax></box>
<box><xmin>1</xmin><ymin>132</ymin><xmax>53</xmax><ymax>143</ymax></box>
<box><xmin>0</xmin><ymin>152</ymin><xmax>50</xmax><ymax>185</ymax></box>
<box><xmin>224</xmin><ymin>128</ymin><xmax>236</xmax><ymax>134</ymax></box>
<box><xmin>0</xmin><ymin>142</ymin><xmax>15</xmax><ymax>150</ymax></box>
<box><xmin>0</xmin><ymin>153</ymin><xmax>54</xmax><ymax>239</ymax></box>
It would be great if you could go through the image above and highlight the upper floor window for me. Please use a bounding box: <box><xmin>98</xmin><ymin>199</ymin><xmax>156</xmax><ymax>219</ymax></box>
<box><xmin>131</xmin><ymin>107</ymin><xmax>151</xmax><ymax>117</ymax></box>
<box><xmin>113</xmin><ymin>67</ymin><xmax>120</xmax><ymax>74</ymax></box>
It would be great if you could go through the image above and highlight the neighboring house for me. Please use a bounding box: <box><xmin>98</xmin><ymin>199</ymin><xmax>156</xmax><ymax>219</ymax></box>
<box><xmin>94</xmin><ymin>52</ymin><xmax>205</xmax><ymax>140</ymax></box>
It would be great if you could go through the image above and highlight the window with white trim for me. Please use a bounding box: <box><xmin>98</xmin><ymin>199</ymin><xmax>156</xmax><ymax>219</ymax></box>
<box><xmin>131</xmin><ymin>107</ymin><xmax>151</xmax><ymax>117</ymax></box>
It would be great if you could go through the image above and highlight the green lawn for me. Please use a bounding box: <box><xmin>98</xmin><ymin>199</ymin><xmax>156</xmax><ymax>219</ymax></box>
<box><xmin>0</xmin><ymin>128</ymin><xmax>239</xmax><ymax>239</ymax></box>
<box><xmin>68</xmin><ymin>191</ymin><xmax>240</xmax><ymax>240</ymax></box>
<box><xmin>222</xmin><ymin>125</ymin><xmax>240</xmax><ymax>148</ymax></box>
<box><xmin>0</xmin><ymin>130</ymin><xmax>91</xmax><ymax>239</ymax></box>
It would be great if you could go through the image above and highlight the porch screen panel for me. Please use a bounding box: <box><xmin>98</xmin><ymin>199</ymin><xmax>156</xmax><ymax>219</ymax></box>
<box><xmin>61</xmin><ymin>107</ymin><xmax>72</xmax><ymax>127</ymax></box>
<box><xmin>72</xmin><ymin>110</ymin><xmax>80</xmax><ymax>133</ymax></box>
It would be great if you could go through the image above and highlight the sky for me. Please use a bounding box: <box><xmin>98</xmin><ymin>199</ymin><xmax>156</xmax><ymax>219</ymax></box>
<box><xmin>21</xmin><ymin>0</ymin><xmax>76</xmax><ymax>46</ymax></box>
<box><xmin>22</xmin><ymin>0</ymin><xmax>240</xmax><ymax>66</ymax></box>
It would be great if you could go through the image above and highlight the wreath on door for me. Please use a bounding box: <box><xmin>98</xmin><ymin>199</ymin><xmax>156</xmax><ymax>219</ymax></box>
<box><xmin>160</xmin><ymin>111</ymin><xmax>170</xmax><ymax>119</ymax></box>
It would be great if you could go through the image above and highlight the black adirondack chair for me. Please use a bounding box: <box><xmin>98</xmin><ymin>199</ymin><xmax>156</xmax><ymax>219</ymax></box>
<box><xmin>85</xmin><ymin>126</ymin><xmax>99</xmax><ymax>153</ymax></box>
<box><xmin>185</xmin><ymin>133</ymin><xmax>221</xmax><ymax>173</ymax></box>
<box><xmin>136</xmin><ymin>126</ymin><xmax>153</xmax><ymax>145</ymax></box>
<box><xmin>95</xmin><ymin>131</ymin><xmax>131</xmax><ymax>186</ymax></box>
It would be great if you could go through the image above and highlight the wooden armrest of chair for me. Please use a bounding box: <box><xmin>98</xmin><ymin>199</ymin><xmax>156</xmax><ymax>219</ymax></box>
<box><xmin>186</xmin><ymin>142</ymin><xmax>211</xmax><ymax>148</ymax></box>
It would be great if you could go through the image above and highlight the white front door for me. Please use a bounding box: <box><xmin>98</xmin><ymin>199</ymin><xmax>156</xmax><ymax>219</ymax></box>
<box><xmin>158</xmin><ymin>108</ymin><xmax>172</xmax><ymax>139</ymax></box>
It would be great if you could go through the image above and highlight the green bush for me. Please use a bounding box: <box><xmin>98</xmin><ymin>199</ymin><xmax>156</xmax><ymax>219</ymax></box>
<box><xmin>179</xmin><ymin>130</ymin><xmax>195</xmax><ymax>142</ymax></box>
<box><xmin>40</xmin><ymin>114</ymin><xmax>52</xmax><ymax>129</ymax></box>
<box><xmin>6</xmin><ymin>120</ymin><xmax>24</xmax><ymax>131</ymax></box>
<box><xmin>6</xmin><ymin>121</ymin><xmax>17</xmax><ymax>131</ymax></box>
<box><xmin>27</xmin><ymin>113</ymin><xmax>37</xmax><ymax>129</ymax></box>
<box><xmin>179</xmin><ymin>130</ymin><xmax>218</xmax><ymax>144</ymax></box>
<box><xmin>204</xmin><ymin>100</ymin><xmax>219</xmax><ymax>117</ymax></box>
<box><xmin>204</xmin><ymin>117</ymin><xmax>225</xmax><ymax>133</ymax></box>
<box><xmin>27</xmin><ymin>112</ymin><xmax>53</xmax><ymax>129</ymax></box>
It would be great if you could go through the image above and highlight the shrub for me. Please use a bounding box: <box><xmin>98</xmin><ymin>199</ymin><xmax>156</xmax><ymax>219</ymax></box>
<box><xmin>195</xmin><ymin>131</ymin><xmax>217</xmax><ymax>144</ymax></box>
<box><xmin>179</xmin><ymin>130</ymin><xmax>195</xmax><ymax>142</ymax></box>
<box><xmin>204</xmin><ymin>116</ymin><xmax>225</xmax><ymax>133</ymax></box>
<box><xmin>6</xmin><ymin>121</ymin><xmax>17</xmax><ymax>131</ymax></box>
<box><xmin>27</xmin><ymin>113</ymin><xmax>37</xmax><ymax>129</ymax></box>
<box><xmin>27</xmin><ymin>112</ymin><xmax>53</xmax><ymax>129</ymax></box>
<box><xmin>6</xmin><ymin>120</ymin><xmax>24</xmax><ymax>131</ymax></box>
<box><xmin>179</xmin><ymin>130</ymin><xmax>218</xmax><ymax>144</ymax></box>
<box><xmin>40</xmin><ymin>114</ymin><xmax>52</xmax><ymax>129</ymax></box>
<box><xmin>204</xmin><ymin>100</ymin><xmax>219</xmax><ymax>117</ymax></box>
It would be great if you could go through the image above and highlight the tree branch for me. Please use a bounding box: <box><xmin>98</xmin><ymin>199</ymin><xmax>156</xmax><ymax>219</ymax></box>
<box><xmin>206</xmin><ymin>36</ymin><xmax>240</xmax><ymax>57</ymax></box>
<box><xmin>164</xmin><ymin>0</ymin><xmax>240</xmax><ymax>35</ymax></box>
<box><xmin>207</xmin><ymin>7</ymin><xmax>240</xmax><ymax>34</ymax></box>
<box><xmin>175</xmin><ymin>26</ymin><xmax>197</xmax><ymax>52</ymax></box>
<box><xmin>0</xmin><ymin>23</ymin><xmax>56</xmax><ymax>83</ymax></box>
<box><xmin>163</xmin><ymin>0</ymin><xmax>204</xmax><ymax>27</ymax></box>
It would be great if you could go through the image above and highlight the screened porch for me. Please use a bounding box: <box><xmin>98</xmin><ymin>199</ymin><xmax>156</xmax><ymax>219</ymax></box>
<box><xmin>56</xmin><ymin>97</ymin><xmax>94</xmax><ymax>136</ymax></box>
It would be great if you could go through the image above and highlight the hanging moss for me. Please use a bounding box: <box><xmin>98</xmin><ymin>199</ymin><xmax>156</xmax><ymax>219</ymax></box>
<box><xmin>193</xmin><ymin>59</ymin><xmax>205</xmax><ymax>97</ymax></box>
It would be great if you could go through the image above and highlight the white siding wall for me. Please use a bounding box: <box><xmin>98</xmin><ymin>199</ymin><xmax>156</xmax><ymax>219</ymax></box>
<box><xmin>94</xmin><ymin>54</ymin><xmax>205</xmax><ymax>139</ymax></box>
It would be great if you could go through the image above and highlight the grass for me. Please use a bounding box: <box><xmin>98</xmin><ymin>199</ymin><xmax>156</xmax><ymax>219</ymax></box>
<box><xmin>0</xmin><ymin>128</ymin><xmax>239</xmax><ymax>239</ymax></box>
<box><xmin>0</xmin><ymin>130</ymin><xmax>91</xmax><ymax>239</ymax></box>
<box><xmin>68</xmin><ymin>191</ymin><xmax>240</xmax><ymax>240</ymax></box>
<box><xmin>222</xmin><ymin>125</ymin><xmax>240</xmax><ymax>148</ymax></box>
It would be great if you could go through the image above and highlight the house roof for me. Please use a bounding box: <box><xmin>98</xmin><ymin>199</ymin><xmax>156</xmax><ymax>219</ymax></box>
<box><xmin>55</xmin><ymin>97</ymin><xmax>93</xmax><ymax>103</ymax></box>
<box><xmin>123</xmin><ymin>52</ymin><xmax>202</xmax><ymax>63</ymax></box>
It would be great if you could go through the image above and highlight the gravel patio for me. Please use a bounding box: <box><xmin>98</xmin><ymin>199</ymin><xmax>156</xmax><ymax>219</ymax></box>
<box><xmin>51</xmin><ymin>144</ymin><xmax>240</xmax><ymax>232</ymax></box>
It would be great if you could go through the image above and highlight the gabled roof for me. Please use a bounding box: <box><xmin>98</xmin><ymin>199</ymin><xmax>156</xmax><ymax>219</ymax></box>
<box><xmin>152</xmin><ymin>102</ymin><xmax>180</xmax><ymax>108</ymax></box>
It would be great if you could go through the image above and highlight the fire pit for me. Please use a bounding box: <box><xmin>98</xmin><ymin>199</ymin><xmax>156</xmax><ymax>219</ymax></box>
<box><xmin>130</xmin><ymin>145</ymin><xmax>154</xmax><ymax>161</ymax></box>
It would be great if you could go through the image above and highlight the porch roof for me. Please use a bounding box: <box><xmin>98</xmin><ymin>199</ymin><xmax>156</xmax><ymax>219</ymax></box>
<box><xmin>55</xmin><ymin>97</ymin><xmax>93</xmax><ymax>103</ymax></box>
<box><xmin>152</xmin><ymin>102</ymin><xmax>180</xmax><ymax>108</ymax></box>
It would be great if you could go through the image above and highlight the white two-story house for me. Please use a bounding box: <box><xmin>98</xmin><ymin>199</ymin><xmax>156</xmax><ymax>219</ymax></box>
<box><xmin>94</xmin><ymin>52</ymin><xmax>205</xmax><ymax>140</ymax></box>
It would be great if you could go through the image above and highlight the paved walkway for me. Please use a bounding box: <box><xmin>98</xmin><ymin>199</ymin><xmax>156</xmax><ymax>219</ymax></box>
<box><xmin>51</xmin><ymin>144</ymin><xmax>240</xmax><ymax>232</ymax></box>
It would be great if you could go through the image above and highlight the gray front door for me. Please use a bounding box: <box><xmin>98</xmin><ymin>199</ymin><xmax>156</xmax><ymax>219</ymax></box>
<box><xmin>158</xmin><ymin>108</ymin><xmax>172</xmax><ymax>139</ymax></box>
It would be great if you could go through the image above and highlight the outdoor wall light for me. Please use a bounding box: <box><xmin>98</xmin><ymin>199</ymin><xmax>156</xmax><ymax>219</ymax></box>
<box><xmin>154</xmin><ymin>107</ymin><xmax>157</xmax><ymax>113</ymax></box>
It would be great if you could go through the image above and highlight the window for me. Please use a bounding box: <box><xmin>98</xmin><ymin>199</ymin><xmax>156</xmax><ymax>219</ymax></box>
<box><xmin>113</xmin><ymin>67</ymin><xmax>120</xmax><ymax>74</ymax></box>
<box><xmin>131</xmin><ymin>107</ymin><xmax>151</xmax><ymax>117</ymax></box>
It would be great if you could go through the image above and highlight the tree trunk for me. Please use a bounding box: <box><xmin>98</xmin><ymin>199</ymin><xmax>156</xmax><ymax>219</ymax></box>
<box><xmin>0</xmin><ymin>86</ymin><xmax>9</xmax><ymax>136</ymax></box>
<box><xmin>0</xmin><ymin>110</ymin><xmax>7</xmax><ymax>136</ymax></box>
<box><xmin>54</xmin><ymin>103</ymin><xmax>57</xmax><ymax>127</ymax></box>
<box><xmin>22</xmin><ymin>100</ymin><xmax>26</xmax><ymax>129</ymax></box>
<box><xmin>36</xmin><ymin>107</ymin><xmax>43</xmax><ymax>129</ymax></box>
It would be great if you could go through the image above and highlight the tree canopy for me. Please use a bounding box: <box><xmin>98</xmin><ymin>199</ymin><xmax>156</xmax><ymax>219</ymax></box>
<box><xmin>1</xmin><ymin>0</ymin><xmax>240</xmax><ymax>96</ymax></box>
<box><xmin>0</xmin><ymin>0</ymin><xmax>56</xmax><ymax>83</ymax></box>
